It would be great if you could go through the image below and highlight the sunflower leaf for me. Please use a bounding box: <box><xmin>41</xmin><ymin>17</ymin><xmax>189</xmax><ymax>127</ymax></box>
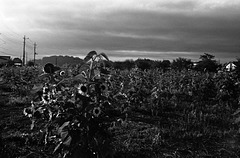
<box><xmin>53</xmin><ymin>142</ymin><xmax>63</xmax><ymax>154</ymax></box>
<box><xmin>235</xmin><ymin>117</ymin><xmax>240</xmax><ymax>124</ymax></box>
<box><xmin>233</xmin><ymin>108</ymin><xmax>240</xmax><ymax>116</ymax></box>
<box><xmin>58</xmin><ymin>121</ymin><xmax>72</xmax><ymax>146</ymax></box>
<box><xmin>31</xmin><ymin>83</ymin><xmax>43</xmax><ymax>94</ymax></box>
<box><xmin>84</xmin><ymin>51</ymin><xmax>97</xmax><ymax>62</ymax></box>
<box><xmin>100</xmin><ymin>52</ymin><xmax>109</xmax><ymax>61</ymax></box>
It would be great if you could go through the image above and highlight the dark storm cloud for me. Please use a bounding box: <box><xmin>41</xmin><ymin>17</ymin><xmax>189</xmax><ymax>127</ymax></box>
<box><xmin>1</xmin><ymin>0</ymin><xmax>240</xmax><ymax>61</ymax></box>
<box><xmin>36</xmin><ymin>7</ymin><xmax>240</xmax><ymax>55</ymax></box>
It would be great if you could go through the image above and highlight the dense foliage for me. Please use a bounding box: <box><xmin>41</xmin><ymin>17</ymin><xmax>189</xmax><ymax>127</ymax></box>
<box><xmin>0</xmin><ymin>66</ymin><xmax>41</xmax><ymax>95</ymax></box>
<box><xmin>22</xmin><ymin>51</ymin><xmax>123</xmax><ymax>158</ymax></box>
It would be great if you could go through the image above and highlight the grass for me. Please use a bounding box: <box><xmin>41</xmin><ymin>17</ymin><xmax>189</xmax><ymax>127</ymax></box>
<box><xmin>1</xmin><ymin>91</ymin><xmax>240</xmax><ymax>158</ymax></box>
<box><xmin>1</xmin><ymin>101</ymin><xmax>240</xmax><ymax>157</ymax></box>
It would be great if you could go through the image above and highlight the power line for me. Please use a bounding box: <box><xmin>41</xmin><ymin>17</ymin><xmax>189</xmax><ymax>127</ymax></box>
<box><xmin>26</xmin><ymin>41</ymin><xmax>33</xmax><ymax>45</ymax></box>
<box><xmin>28</xmin><ymin>38</ymin><xmax>34</xmax><ymax>44</ymax></box>
<box><xmin>0</xmin><ymin>50</ymin><xmax>16</xmax><ymax>56</ymax></box>
<box><xmin>2</xmin><ymin>31</ymin><xmax>22</xmax><ymax>40</ymax></box>
<box><xmin>1</xmin><ymin>33</ymin><xmax>22</xmax><ymax>42</ymax></box>
<box><xmin>0</xmin><ymin>15</ymin><xmax>23</xmax><ymax>39</ymax></box>
<box><xmin>0</xmin><ymin>39</ymin><xmax>6</xmax><ymax>45</ymax></box>
<box><xmin>0</xmin><ymin>46</ymin><xmax>8</xmax><ymax>50</ymax></box>
<box><xmin>0</xmin><ymin>33</ymin><xmax>22</xmax><ymax>46</ymax></box>
<box><xmin>26</xmin><ymin>43</ymin><xmax>33</xmax><ymax>49</ymax></box>
<box><xmin>1</xmin><ymin>33</ymin><xmax>37</xmax><ymax>60</ymax></box>
<box><xmin>3</xmin><ymin>34</ymin><xmax>22</xmax><ymax>43</ymax></box>
<box><xmin>0</xmin><ymin>34</ymin><xmax>6</xmax><ymax>45</ymax></box>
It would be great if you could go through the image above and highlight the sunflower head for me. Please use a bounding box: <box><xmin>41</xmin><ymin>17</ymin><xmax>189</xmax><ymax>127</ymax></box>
<box><xmin>23</xmin><ymin>107</ymin><xmax>33</xmax><ymax>118</ymax></box>
<box><xmin>78</xmin><ymin>84</ymin><xmax>88</xmax><ymax>95</ymax></box>
<box><xmin>100</xmin><ymin>83</ymin><xmax>108</xmax><ymax>93</ymax></box>
<box><xmin>59</xmin><ymin>71</ymin><xmax>65</xmax><ymax>76</ymax></box>
<box><xmin>92</xmin><ymin>107</ymin><xmax>101</xmax><ymax>117</ymax></box>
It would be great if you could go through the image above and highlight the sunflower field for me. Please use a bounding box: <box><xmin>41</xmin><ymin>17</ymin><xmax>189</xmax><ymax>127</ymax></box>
<box><xmin>1</xmin><ymin>51</ymin><xmax>240</xmax><ymax>157</ymax></box>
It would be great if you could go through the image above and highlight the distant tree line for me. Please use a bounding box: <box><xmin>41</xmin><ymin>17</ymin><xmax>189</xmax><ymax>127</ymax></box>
<box><xmin>1</xmin><ymin>54</ymin><xmax>240</xmax><ymax>73</ymax></box>
<box><xmin>110</xmin><ymin>53</ymin><xmax>209</xmax><ymax>71</ymax></box>
<box><xmin>35</xmin><ymin>55</ymin><xmax>83</xmax><ymax>66</ymax></box>
<box><xmin>111</xmin><ymin>53</ymin><xmax>240</xmax><ymax>73</ymax></box>
<box><xmin>111</xmin><ymin>59</ymin><xmax>172</xmax><ymax>71</ymax></box>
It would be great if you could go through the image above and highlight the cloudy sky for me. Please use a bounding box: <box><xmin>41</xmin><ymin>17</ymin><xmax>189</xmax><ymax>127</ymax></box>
<box><xmin>0</xmin><ymin>0</ymin><xmax>240</xmax><ymax>62</ymax></box>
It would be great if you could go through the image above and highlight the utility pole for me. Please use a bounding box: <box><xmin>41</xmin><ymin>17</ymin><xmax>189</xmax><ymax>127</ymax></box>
<box><xmin>33</xmin><ymin>42</ymin><xmax>37</xmax><ymax>65</ymax></box>
<box><xmin>22</xmin><ymin>35</ymin><xmax>29</xmax><ymax>66</ymax></box>
<box><xmin>26</xmin><ymin>51</ymin><xmax>28</xmax><ymax>64</ymax></box>
<box><xmin>22</xmin><ymin>35</ymin><xmax>26</xmax><ymax>66</ymax></box>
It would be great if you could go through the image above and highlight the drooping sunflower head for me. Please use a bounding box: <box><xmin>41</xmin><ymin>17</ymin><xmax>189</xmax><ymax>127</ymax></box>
<box><xmin>59</xmin><ymin>70</ymin><xmax>65</xmax><ymax>76</ymax></box>
<box><xmin>92</xmin><ymin>107</ymin><xmax>101</xmax><ymax>117</ymax></box>
<box><xmin>100</xmin><ymin>83</ymin><xmax>108</xmax><ymax>93</ymax></box>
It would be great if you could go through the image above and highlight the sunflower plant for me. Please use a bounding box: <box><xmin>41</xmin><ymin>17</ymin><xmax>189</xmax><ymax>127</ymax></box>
<box><xmin>23</xmin><ymin>51</ymin><xmax>120</xmax><ymax>158</ymax></box>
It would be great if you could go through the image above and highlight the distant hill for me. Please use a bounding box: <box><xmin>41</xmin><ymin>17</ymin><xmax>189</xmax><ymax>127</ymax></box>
<box><xmin>35</xmin><ymin>55</ymin><xmax>83</xmax><ymax>67</ymax></box>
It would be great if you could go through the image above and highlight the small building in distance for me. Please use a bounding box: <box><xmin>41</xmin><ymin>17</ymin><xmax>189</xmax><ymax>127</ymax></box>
<box><xmin>225</xmin><ymin>62</ymin><xmax>237</xmax><ymax>71</ymax></box>
<box><xmin>13</xmin><ymin>58</ymin><xmax>22</xmax><ymax>67</ymax></box>
<box><xmin>0</xmin><ymin>56</ymin><xmax>11</xmax><ymax>66</ymax></box>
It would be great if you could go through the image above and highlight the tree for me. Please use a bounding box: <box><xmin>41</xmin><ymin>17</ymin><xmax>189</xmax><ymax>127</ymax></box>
<box><xmin>200</xmin><ymin>53</ymin><xmax>215</xmax><ymax>61</ymax></box>
<box><xmin>123</xmin><ymin>60</ymin><xmax>135</xmax><ymax>70</ymax></box>
<box><xmin>233</xmin><ymin>58</ymin><xmax>240</xmax><ymax>77</ymax></box>
<box><xmin>135</xmin><ymin>59</ymin><xmax>153</xmax><ymax>70</ymax></box>
<box><xmin>161</xmin><ymin>60</ymin><xmax>171</xmax><ymax>71</ymax></box>
<box><xmin>171</xmin><ymin>57</ymin><xmax>192</xmax><ymax>71</ymax></box>
<box><xmin>195</xmin><ymin>53</ymin><xmax>219</xmax><ymax>72</ymax></box>
<box><xmin>113</xmin><ymin>60</ymin><xmax>135</xmax><ymax>70</ymax></box>
<box><xmin>27</xmin><ymin>61</ymin><xmax>35</xmax><ymax>67</ymax></box>
<box><xmin>153</xmin><ymin>60</ymin><xmax>163</xmax><ymax>69</ymax></box>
